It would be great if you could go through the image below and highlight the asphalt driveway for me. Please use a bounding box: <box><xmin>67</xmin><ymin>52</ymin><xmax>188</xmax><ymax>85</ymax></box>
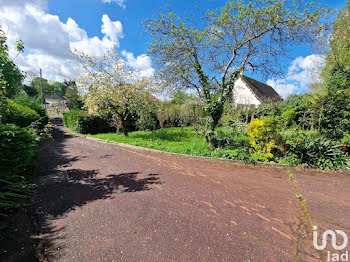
<box><xmin>31</xmin><ymin>127</ymin><xmax>350</xmax><ymax>261</ymax></box>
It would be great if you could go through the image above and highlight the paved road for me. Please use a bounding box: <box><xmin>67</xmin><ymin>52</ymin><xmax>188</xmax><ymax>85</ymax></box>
<box><xmin>33</xmin><ymin>127</ymin><xmax>350</xmax><ymax>261</ymax></box>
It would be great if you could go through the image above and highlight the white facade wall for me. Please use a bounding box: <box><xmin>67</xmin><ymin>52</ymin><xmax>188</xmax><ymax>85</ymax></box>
<box><xmin>45</xmin><ymin>98</ymin><xmax>66</xmax><ymax>109</ymax></box>
<box><xmin>232</xmin><ymin>78</ymin><xmax>261</xmax><ymax>106</ymax></box>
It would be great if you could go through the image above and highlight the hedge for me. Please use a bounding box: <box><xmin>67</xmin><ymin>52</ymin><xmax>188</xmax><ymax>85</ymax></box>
<box><xmin>77</xmin><ymin>113</ymin><xmax>116</xmax><ymax>134</ymax></box>
<box><xmin>63</xmin><ymin>109</ymin><xmax>86</xmax><ymax>132</ymax></box>
<box><xmin>0</xmin><ymin>124</ymin><xmax>39</xmax><ymax>213</ymax></box>
<box><xmin>1</xmin><ymin>100</ymin><xmax>40</xmax><ymax>128</ymax></box>
<box><xmin>14</xmin><ymin>95</ymin><xmax>48</xmax><ymax>128</ymax></box>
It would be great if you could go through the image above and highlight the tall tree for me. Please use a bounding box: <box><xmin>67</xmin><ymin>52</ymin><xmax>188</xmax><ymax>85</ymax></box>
<box><xmin>314</xmin><ymin>1</ymin><xmax>350</xmax><ymax>139</ymax></box>
<box><xmin>71</xmin><ymin>48</ymin><xmax>156</xmax><ymax>136</ymax></box>
<box><xmin>144</xmin><ymin>0</ymin><xmax>332</xmax><ymax>148</ymax></box>
<box><xmin>64</xmin><ymin>81</ymin><xmax>83</xmax><ymax>110</ymax></box>
<box><xmin>0</xmin><ymin>26</ymin><xmax>24</xmax><ymax>99</ymax></box>
<box><xmin>322</xmin><ymin>0</ymin><xmax>350</xmax><ymax>77</ymax></box>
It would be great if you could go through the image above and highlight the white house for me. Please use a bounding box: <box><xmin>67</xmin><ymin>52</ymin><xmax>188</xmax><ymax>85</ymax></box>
<box><xmin>232</xmin><ymin>75</ymin><xmax>282</xmax><ymax>106</ymax></box>
<box><xmin>44</xmin><ymin>93</ymin><xmax>68</xmax><ymax>110</ymax></box>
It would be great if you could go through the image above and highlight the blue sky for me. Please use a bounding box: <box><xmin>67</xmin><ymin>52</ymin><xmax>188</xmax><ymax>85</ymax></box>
<box><xmin>0</xmin><ymin>0</ymin><xmax>348</xmax><ymax>98</ymax></box>
<box><xmin>48</xmin><ymin>0</ymin><xmax>346</xmax><ymax>57</ymax></box>
<box><xmin>47</xmin><ymin>0</ymin><xmax>231</xmax><ymax>56</ymax></box>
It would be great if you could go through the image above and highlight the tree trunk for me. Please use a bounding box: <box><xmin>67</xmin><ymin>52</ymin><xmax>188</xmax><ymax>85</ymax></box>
<box><xmin>205</xmin><ymin>110</ymin><xmax>222</xmax><ymax>149</ymax></box>
<box><xmin>192</xmin><ymin>53</ymin><xmax>242</xmax><ymax>150</ymax></box>
<box><xmin>123</xmin><ymin>128</ymin><xmax>129</xmax><ymax>137</ymax></box>
<box><xmin>120</xmin><ymin>117</ymin><xmax>129</xmax><ymax>137</ymax></box>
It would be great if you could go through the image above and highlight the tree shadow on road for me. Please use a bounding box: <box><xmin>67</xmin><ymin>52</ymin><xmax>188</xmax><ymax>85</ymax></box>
<box><xmin>36</xmin><ymin>170</ymin><xmax>160</xmax><ymax>218</ymax></box>
<box><xmin>32</xmin><ymin>126</ymin><xmax>161</xmax><ymax>260</ymax></box>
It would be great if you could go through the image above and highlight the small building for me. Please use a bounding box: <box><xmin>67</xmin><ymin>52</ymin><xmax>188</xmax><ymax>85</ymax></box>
<box><xmin>44</xmin><ymin>93</ymin><xmax>68</xmax><ymax>110</ymax></box>
<box><xmin>233</xmin><ymin>75</ymin><xmax>282</xmax><ymax>107</ymax></box>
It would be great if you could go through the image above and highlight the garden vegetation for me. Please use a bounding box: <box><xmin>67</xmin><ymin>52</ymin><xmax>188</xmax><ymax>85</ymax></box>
<box><xmin>0</xmin><ymin>27</ymin><xmax>52</xmax><ymax>215</ymax></box>
<box><xmin>63</xmin><ymin>0</ymin><xmax>349</xmax><ymax>171</ymax></box>
<box><xmin>2</xmin><ymin>0</ymin><xmax>350</xmax><ymax>216</ymax></box>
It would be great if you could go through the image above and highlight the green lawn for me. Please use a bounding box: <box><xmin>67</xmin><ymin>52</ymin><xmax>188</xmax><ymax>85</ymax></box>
<box><xmin>88</xmin><ymin>126</ymin><xmax>252</xmax><ymax>161</ymax></box>
<box><xmin>88</xmin><ymin>127</ymin><xmax>213</xmax><ymax>156</ymax></box>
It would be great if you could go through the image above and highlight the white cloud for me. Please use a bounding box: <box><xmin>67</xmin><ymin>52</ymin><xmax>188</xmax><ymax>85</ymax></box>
<box><xmin>0</xmin><ymin>1</ymin><xmax>124</xmax><ymax>81</ymax></box>
<box><xmin>287</xmin><ymin>54</ymin><xmax>325</xmax><ymax>88</ymax></box>
<box><xmin>101</xmin><ymin>0</ymin><xmax>126</xmax><ymax>9</ymax></box>
<box><xmin>266</xmin><ymin>79</ymin><xmax>298</xmax><ymax>99</ymax></box>
<box><xmin>101</xmin><ymin>14</ymin><xmax>123</xmax><ymax>41</ymax></box>
<box><xmin>121</xmin><ymin>50</ymin><xmax>155</xmax><ymax>77</ymax></box>
<box><xmin>267</xmin><ymin>54</ymin><xmax>325</xmax><ymax>99</ymax></box>
<box><xmin>0</xmin><ymin>0</ymin><xmax>47</xmax><ymax>10</ymax></box>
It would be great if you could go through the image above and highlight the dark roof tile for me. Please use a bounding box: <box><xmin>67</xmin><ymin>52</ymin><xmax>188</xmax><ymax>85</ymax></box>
<box><xmin>44</xmin><ymin>93</ymin><xmax>66</xmax><ymax>101</ymax></box>
<box><xmin>241</xmin><ymin>75</ymin><xmax>283</xmax><ymax>103</ymax></box>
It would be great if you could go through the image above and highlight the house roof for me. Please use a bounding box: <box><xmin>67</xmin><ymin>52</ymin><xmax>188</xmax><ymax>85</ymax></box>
<box><xmin>240</xmin><ymin>75</ymin><xmax>283</xmax><ymax>103</ymax></box>
<box><xmin>44</xmin><ymin>93</ymin><xmax>66</xmax><ymax>101</ymax></box>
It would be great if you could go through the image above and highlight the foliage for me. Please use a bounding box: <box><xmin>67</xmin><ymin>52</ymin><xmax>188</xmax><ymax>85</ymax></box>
<box><xmin>247</xmin><ymin>117</ymin><xmax>282</xmax><ymax>160</ymax></box>
<box><xmin>137</xmin><ymin>109</ymin><xmax>158</xmax><ymax>131</ymax></box>
<box><xmin>14</xmin><ymin>94</ymin><xmax>48</xmax><ymax>128</ymax></box>
<box><xmin>1</xmin><ymin>99</ymin><xmax>40</xmax><ymax>128</ymax></box>
<box><xmin>157</xmin><ymin>99</ymin><xmax>205</xmax><ymax>129</ymax></box>
<box><xmin>90</xmin><ymin>126</ymin><xmax>209</xmax><ymax>154</ymax></box>
<box><xmin>14</xmin><ymin>94</ymin><xmax>46</xmax><ymax>117</ymax></box>
<box><xmin>89</xmin><ymin>126</ymin><xmax>251</xmax><ymax>161</ymax></box>
<box><xmin>278</xmin><ymin>95</ymin><xmax>312</xmax><ymax>129</ymax></box>
<box><xmin>63</xmin><ymin>109</ymin><xmax>86</xmax><ymax>132</ymax></box>
<box><xmin>0</xmin><ymin>124</ymin><xmax>38</xmax><ymax>214</ymax></box>
<box><xmin>22</xmin><ymin>84</ymin><xmax>38</xmax><ymax>97</ymax></box>
<box><xmin>170</xmin><ymin>90</ymin><xmax>194</xmax><ymax>105</ymax></box>
<box><xmin>144</xmin><ymin>0</ymin><xmax>332</xmax><ymax>148</ymax></box>
<box><xmin>71</xmin><ymin>48</ymin><xmax>157</xmax><ymax>136</ymax></box>
<box><xmin>157</xmin><ymin>102</ymin><xmax>181</xmax><ymax>128</ymax></box>
<box><xmin>318</xmin><ymin>89</ymin><xmax>350</xmax><ymax>140</ymax></box>
<box><xmin>77</xmin><ymin>113</ymin><xmax>116</xmax><ymax>135</ymax></box>
<box><xmin>322</xmin><ymin>1</ymin><xmax>350</xmax><ymax>79</ymax></box>
<box><xmin>0</xmin><ymin>27</ymin><xmax>25</xmax><ymax>99</ymax></box>
<box><xmin>310</xmin><ymin>65</ymin><xmax>350</xmax><ymax>140</ymax></box>
<box><xmin>30</xmin><ymin>77</ymin><xmax>66</xmax><ymax>97</ymax></box>
<box><xmin>314</xmin><ymin>1</ymin><xmax>350</xmax><ymax>140</ymax></box>
<box><xmin>0</xmin><ymin>124</ymin><xmax>38</xmax><ymax>176</ymax></box>
<box><xmin>280</xmin><ymin>129</ymin><xmax>320</xmax><ymax>144</ymax></box>
<box><xmin>341</xmin><ymin>133</ymin><xmax>350</xmax><ymax>146</ymax></box>
<box><xmin>286</xmin><ymin>137</ymin><xmax>349</xmax><ymax>170</ymax></box>
<box><xmin>64</xmin><ymin>81</ymin><xmax>83</xmax><ymax>110</ymax></box>
<box><xmin>210</xmin><ymin>147</ymin><xmax>251</xmax><ymax>162</ymax></box>
<box><xmin>215</xmin><ymin>128</ymin><xmax>250</xmax><ymax>149</ymax></box>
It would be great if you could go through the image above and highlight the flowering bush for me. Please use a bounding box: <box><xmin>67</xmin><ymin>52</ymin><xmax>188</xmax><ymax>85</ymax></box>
<box><xmin>247</xmin><ymin>116</ymin><xmax>282</xmax><ymax>161</ymax></box>
<box><xmin>286</xmin><ymin>137</ymin><xmax>349</xmax><ymax>170</ymax></box>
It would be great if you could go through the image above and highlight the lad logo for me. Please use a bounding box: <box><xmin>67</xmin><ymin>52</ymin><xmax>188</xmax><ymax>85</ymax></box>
<box><xmin>313</xmin><ymin>225</ymin><xmax>349</xmax><ymax>261</ymax></box>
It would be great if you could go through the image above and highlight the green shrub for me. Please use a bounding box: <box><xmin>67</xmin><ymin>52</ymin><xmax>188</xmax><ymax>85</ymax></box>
<box><xmin>0</xmin><ymin>124</ymin><xmax>38</xmax><ymax>176</ymax></box>
<box><xmin>63</xmin><ymin>110</ymin><xmax>117</xmax><ymax>134</ymax></box>
<box><xmin>247</xmin><ymin>116</ymin><xmax>282</xmax><ymax>160</ymax></box>
<box><xmin>211</xmin><ymin>147</ymin><xmax>251</xmax><ymax>162</ymax></box>
<box><xmin>14</xmin><ymin>95</ymin><xmax>48</xmax><ymax>129</ymax></box>
<box><xmin>63</xmin><ymin>109</ymin><xmax>85</xmax><ymax>132</ymax></box>
<box><xmin>77</xmin><ymin>113</ymin><xmax>116</xmax><ymax>134</ymax></box>
<box><xmin>280</xmin><ymin>129</ymin><xmax>320</xmax><ymax>144</ymax></box>
<box><xmin>137</xmin><ymin>112</ymin><xmax>158</xmax><ymax>131</ymax></box>
<box><xmin>286</xmin><ymin>137</ymin><xmax>349</xmax><ymax>170</ymax></box>
<box><xmin>319</xmin><ymin>89</ymin><xmax>350</xmax><ymax>140</ymax></box>
<box><xmin>216</xmin><ymin>129</ymin><xmax>250</xmax><ymax>149</ymax></box>
<box><xmin>278</xmin><ymin>94</ymin><xmax>312</xmax><ymax>129</ymax></box>
<box><xmin>2</xmin><ymin>99</ymin><xmax>40</xmax><ymax>127</ymax></box>
<box><xmin>0</xmin><ymin>124</ymin><xmax>39</xmax><ymax>214</ymax></box>
<box><xmin>341</xmin><ymin>133</ymin><xmax>350</xmax><ymax>146</ymax></box>
<box><xmin>14</xmin><ymin>94</ymin><xmax>46</xmax><ymax>117</ymax></box>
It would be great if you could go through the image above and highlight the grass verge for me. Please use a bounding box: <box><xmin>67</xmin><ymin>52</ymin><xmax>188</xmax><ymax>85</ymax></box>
<box><xmin>87</xmin><ymin>127</ymin><xmax>252</xmax><ymax>161</ymax></box>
